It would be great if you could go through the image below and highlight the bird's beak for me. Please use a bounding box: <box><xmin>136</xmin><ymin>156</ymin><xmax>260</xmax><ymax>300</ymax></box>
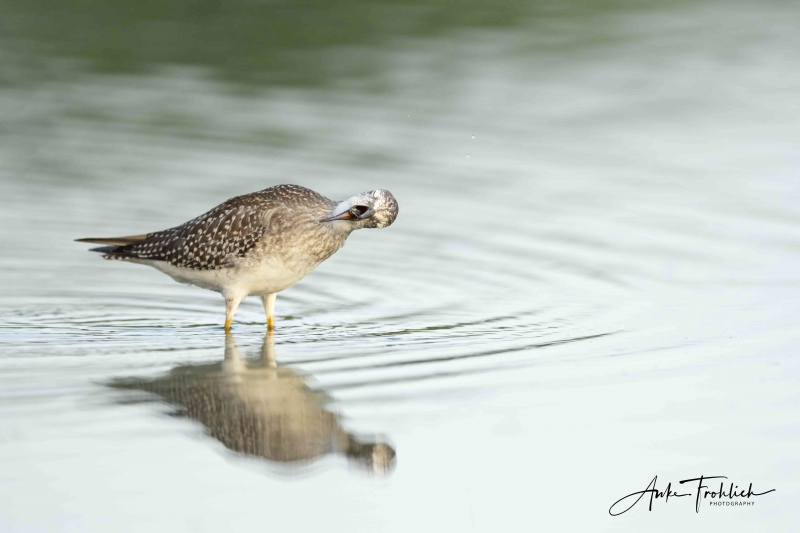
<box><xmin>320</xmin><ymin>207</ymin><xmax>375</xmax><ymax>222</ymax></box>
<box><xmin>320</xmin><ymin>211</ymin><xmax>354</xmax><ymax>222</ymax></box>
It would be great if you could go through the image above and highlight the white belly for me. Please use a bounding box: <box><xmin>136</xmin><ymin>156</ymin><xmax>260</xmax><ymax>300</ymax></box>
<box><xmin>147</xmin><ymin>255</ymin><xmax>307</xmax><ymax>298</ymax></box>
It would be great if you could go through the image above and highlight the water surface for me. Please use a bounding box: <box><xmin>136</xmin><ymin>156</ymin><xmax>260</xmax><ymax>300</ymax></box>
<box><xmin>1</xmin><ymin>0</ymin><xmax>799</xmax><ymax>530</ymax></box>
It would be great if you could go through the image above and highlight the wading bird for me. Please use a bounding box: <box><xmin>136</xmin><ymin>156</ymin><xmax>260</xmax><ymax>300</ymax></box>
<box><xmin>77</xmin><ymin>184</ymin><xmax>398</xmax><ymax>331</ymax></box>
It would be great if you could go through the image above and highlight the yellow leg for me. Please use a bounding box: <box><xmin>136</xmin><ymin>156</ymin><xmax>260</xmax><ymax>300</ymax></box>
<box><xmin>261</xmin><ymin>293</ymin><xmax>277</xmax><ymax>331</ymax></box>
<box><xmin>224</xmin><ymin>295</ymin><xmax>244</xmax><ymax>332</ymax></box>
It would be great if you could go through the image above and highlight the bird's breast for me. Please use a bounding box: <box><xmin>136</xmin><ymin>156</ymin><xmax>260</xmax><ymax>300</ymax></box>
<box><xmin>266</xmin><ymin>222</ymin><xmax>350</xmax><ymax>275</ymax></box>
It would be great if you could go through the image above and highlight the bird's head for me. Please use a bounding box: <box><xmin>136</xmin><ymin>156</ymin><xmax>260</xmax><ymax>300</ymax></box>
<box><xmin>321</xmin><ymin>189</ymin><xmax>399</xmax><ymax>229</ymax></box>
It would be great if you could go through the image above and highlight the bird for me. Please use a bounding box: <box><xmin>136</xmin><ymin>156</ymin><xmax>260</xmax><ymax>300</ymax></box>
<box><xmin>77</xmin><ymin>184</ymin><xmax>398</xmax><ymax>331</ymax></box>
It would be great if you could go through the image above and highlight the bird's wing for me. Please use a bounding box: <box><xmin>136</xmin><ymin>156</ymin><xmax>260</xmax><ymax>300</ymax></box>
<box><xmin>100</xmin><ymin>196</ymin><xmax>283</xmax><ymax>270</ymax></box>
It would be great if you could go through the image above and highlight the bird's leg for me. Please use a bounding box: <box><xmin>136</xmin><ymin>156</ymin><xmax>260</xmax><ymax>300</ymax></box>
<box><xmin>224</xmin><ymin>294</ymin><xmax>244</xmax><ymax>332</ymax></box>
<box><xmin>261</xmin><ymin>293</ymin><xmax>277</xmax><ymax>331</ymax></box>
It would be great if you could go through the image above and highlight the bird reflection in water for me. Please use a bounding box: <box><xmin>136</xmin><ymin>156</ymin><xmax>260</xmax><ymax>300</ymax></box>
<box><xmin>111</xmin><ymin>333</ymin><xmax>396</xmax><ymax>475</ymax></box>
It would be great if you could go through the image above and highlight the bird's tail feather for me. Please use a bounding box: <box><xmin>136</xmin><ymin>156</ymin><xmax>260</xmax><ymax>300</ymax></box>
<box><xmin>75</xmin><ymin>234</ymin><xmax>148</xmax><ymax>246</ymax></box>
<box><xmin>78</xmin><ymin>238</ymin><xmax>148</xmax><ymax>262</ymax></box>
<box><xmin>87</xmin><ymin>245</ymin><xmax>118</xmax><ymax>254</ymax></box>
<box><xmin>86</xmin><ymin>246</ymin><xmax>135</xmax><ymax>261</ymax></box>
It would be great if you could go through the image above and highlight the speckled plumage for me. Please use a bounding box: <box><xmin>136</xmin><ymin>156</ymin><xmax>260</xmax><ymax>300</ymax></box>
<box><xmin>77</xmin><ymin>184</ymin><xmax>399</xmax><ymax>330</ymax></box>
<box><xmin>104</xmin><ymin>185</ymin><xmax>339</xmax><ymax>271</ymax></box>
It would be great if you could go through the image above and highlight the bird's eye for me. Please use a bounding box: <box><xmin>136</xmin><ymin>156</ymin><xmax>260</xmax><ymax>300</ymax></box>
<box><xmin>350</xmin><ymin>205</ymin><xmax>370</xmax><ymax>217</ymax></box>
